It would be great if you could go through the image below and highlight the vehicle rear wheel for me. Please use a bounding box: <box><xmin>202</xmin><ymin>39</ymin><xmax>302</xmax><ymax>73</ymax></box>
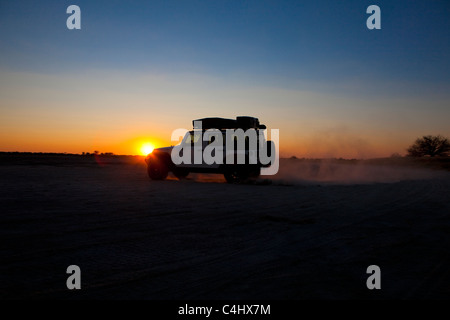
<box><xmin>147</xmin><ymin>159</ymin><xmax>168</xmax><ymax>180</ymax></box>
<box><xmin>223</xmin><ymin>166</ymin><xmax>249</xmax><ymax>184</ymax></box>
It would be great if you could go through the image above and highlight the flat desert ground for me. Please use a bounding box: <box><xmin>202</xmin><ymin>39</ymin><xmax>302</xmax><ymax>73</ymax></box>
<box><xmin>1</xmin><ymin>154</ymin><xmax>449</xmax><ymax>299</ymax></box>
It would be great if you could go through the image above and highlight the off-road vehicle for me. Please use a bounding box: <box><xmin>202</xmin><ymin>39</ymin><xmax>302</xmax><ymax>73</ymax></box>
<box><xmin>145</xmin><ymin>116</ymin><xmax>274</xmax><ymax>183</ymax></box>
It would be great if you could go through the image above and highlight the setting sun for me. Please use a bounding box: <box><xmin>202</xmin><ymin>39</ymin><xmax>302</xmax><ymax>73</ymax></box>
<box><xmin>140</xmin><ymin>143</ymin><xmax>154</xmax><ymax>155</ymax></box>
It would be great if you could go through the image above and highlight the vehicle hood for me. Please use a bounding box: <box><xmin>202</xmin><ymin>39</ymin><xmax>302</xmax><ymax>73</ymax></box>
<box><xmin>153</xmin><ymin>146</ymin><xmax>174</xmax><ymax>153</ymax></box>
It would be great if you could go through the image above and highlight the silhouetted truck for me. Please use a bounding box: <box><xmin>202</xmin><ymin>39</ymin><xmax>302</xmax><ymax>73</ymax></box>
<box><xmin>145</xmin><ymin>116</ymin><xmax>275</xmax><ymax>183</ymax></box>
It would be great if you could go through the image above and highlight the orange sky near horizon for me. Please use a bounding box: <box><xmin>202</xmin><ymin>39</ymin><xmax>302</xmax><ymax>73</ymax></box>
<box><xmin>1</xmin><ymin>71</ymin><xmax>449</xmax><ymax>159</ymax></box>
<box><xmin>0</xmin><ymin>130</ymin><xmax>408</xmax><ymax>159</ymax></box>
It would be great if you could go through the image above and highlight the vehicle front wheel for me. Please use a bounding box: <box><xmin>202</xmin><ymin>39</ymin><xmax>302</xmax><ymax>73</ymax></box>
<box><xmin>147</xmin><ymin>159</ymin><xmax>169</xmax><ymax>180</ymax></box>
<box><xmin>173</xmin><ymin>168</ymin><xmax>189</xmax><ymax>179</ymax></box>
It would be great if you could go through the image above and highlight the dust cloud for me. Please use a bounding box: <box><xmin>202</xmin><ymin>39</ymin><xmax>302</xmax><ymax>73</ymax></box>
<box><xmin>269</xmin><ymin>158</ymin><xmax>444</xmax><ymax>185</ymax></box>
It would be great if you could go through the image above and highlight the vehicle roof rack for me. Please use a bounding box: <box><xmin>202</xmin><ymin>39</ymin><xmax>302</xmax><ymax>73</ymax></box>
<box><xmin>193</xmin><ymin>116</ymin><xmax>266</xmax><ymax>130</ymax></box>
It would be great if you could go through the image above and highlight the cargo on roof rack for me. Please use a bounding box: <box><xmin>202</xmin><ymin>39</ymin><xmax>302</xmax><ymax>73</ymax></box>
<box><xmin>193</xmin><ymin>116</ymin><xmax>266</xmax><ymax>130</ymax></box>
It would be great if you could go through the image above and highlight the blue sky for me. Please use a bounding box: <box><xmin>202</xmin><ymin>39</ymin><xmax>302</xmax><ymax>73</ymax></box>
<box><xmin>1</xmin><ymin>0</ymin><xmax>449</xmax><ymax>157</ymax></box>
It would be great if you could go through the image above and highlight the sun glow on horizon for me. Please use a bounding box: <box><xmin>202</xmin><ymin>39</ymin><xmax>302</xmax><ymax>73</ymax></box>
<box><xmin>140</xmin><ymin>142</ymin><xmax>155</xmax><ymax>155</ymax></box>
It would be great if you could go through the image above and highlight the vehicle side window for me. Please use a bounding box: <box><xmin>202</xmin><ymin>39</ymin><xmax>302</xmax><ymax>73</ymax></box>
<box><xmin>185</xmin><ymin>133</ymin><xmax>201</xmax><ymax>144</ymax></box>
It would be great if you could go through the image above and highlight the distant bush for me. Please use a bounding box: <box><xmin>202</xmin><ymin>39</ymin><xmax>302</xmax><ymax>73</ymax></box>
<box><xmin>390</xmin><ymin>152</ymin><xmax>402</xmax><ymax>158</ymax></box>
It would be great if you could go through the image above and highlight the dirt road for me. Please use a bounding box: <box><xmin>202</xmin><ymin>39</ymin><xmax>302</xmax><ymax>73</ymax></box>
<box><xmin>1</xmin><ymin>157</ymin><xmax>449</xmax><ymax>299</ymax></box>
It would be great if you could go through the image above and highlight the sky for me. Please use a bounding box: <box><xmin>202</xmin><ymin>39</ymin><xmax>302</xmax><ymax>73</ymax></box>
<box><xmin>1</xmin><ymin>0</ymin><xmax>449</xmax><ymax>158</ymax></box>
